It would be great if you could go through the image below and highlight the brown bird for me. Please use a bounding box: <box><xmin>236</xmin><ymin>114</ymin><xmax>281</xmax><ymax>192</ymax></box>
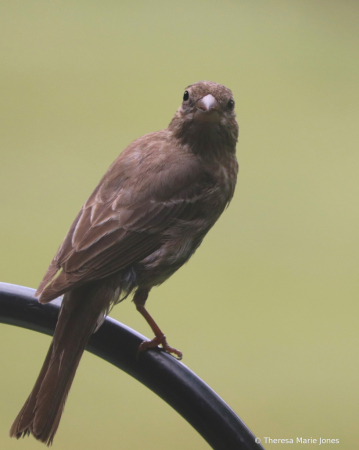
<box><xmin>10</xmin><ymin>80</ymin><xmax>239</xmax><ymax>445</ymax></box>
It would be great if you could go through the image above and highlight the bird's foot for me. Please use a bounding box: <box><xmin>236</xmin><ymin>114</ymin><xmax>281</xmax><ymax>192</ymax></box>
<box><xmin>137</xmin><ymin>334</ymin><xmax>183</xmax><ymax>360</ymax></box>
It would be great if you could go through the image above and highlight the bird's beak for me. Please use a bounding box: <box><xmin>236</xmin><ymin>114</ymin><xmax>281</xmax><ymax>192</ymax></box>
<box><xmin>194</xmin><ymin>94</ymin><xmax>222</xmax><ymax>123</ymax></box>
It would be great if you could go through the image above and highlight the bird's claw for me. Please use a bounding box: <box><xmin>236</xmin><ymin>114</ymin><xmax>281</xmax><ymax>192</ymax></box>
<box><xmin>137</xmin><ymin>334</ymin><xmax>183</xmax><ymax>360</ymax></box>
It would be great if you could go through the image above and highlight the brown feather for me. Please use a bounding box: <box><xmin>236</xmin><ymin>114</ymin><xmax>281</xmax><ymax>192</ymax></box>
<box><xmin>12</xmin><ymin>81</ymin><xmax>239</xmax><ymax>444</ymax></box>
<box><xmin>10</xmin><ymin>281</ymin><xmax>118</xmax><ymax>445</ymax></box>
<box><xmin>37</xmin><ymin>149</ymin><xmax>208</xmax><ymax>302</ymax></box>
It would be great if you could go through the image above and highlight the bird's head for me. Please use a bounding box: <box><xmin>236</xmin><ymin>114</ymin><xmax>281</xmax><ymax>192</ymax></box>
<box><xmin>169</xmin><ymin>81</ymin><xmax>238</xmax><ymax>154</ymax></box>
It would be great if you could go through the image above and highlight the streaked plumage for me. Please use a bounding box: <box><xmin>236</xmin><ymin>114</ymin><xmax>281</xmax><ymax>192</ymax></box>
<box><xmin>10</xmin><ymin>81</ymin><xmax>239</xmax><ymax>445</ymax></box>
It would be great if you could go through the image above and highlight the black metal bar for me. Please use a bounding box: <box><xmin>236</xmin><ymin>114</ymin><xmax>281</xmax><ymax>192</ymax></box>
<box><xmin>0</xmin><ymin>282</ymin><xmax>263</xmax><ymax>450</ymax></box>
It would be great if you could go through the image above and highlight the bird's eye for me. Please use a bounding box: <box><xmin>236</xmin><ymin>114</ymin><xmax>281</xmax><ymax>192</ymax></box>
<box><xmin>227</xmin><ymin>99</ymin><xmax>235</xmax><ymax>110</ymax></box>
<box><xmin>183</xmin><ymin>91</ymin><xmax>189</xmax><ymax>101</ymax></box>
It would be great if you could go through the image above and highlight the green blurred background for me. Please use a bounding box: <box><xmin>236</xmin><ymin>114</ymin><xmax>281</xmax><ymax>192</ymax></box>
<box><xmin>1</xmin><ymin>1</ymin><xmax>358</xmax><ymax>449</ymax></box>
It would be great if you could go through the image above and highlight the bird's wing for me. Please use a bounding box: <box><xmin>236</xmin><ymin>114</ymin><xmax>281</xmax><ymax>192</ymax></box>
<box><xmin>37</xmin><ymin>137</ymin><xmax>215</xmax><ymax>302</ymax></box>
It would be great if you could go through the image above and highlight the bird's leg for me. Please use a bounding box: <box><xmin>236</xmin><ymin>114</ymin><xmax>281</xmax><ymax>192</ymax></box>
<box><xmin>136</xmin><ymin>304</ymin><xmax>183</xmax><ymax>360</ymax></box>
<box><xmin>133</xmin><ymin>290</ymin><xmax>183</xmax><ymax>360</ymax></box>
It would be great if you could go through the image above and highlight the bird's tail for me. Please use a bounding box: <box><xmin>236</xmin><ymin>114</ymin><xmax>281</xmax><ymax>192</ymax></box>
<box><xmin>10</xmin><ymin>282</ymin><xmax>115</xmax><ymax>446</ymax></box>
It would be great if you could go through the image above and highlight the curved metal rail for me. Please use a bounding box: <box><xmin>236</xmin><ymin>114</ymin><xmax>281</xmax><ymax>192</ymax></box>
<box><xmin>0</xmin><ymin>282</ymin><xmax>263</xmax><ymax>450</ymax></box>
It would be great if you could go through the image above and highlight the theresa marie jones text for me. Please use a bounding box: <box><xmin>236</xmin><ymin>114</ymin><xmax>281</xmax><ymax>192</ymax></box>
<box><xmin>259</xmin><ymin>437</ymin><xmax>339</xmax><ymax>445</ymax></box>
